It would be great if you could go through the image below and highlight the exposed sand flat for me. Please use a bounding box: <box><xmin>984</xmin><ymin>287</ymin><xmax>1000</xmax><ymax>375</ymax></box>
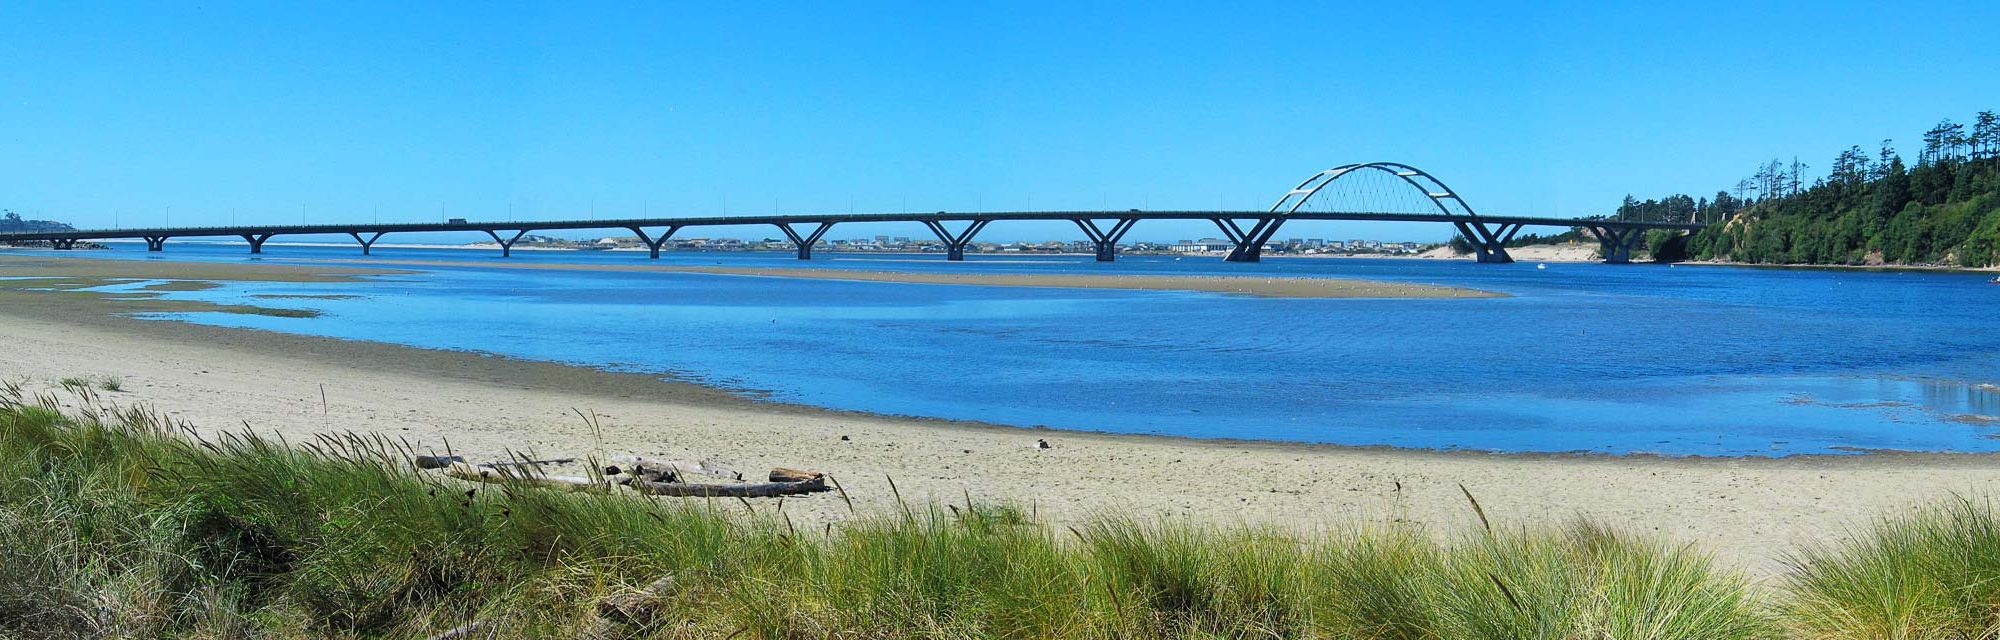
<box><xmin>2</xmin><ymin>254</ymin><xmax>1998</xmax><ymax>579</ymax></box>
<box><xmin>306</xmin><ymin>257</ymin><xmax>1505</xmax><ymax>298</ymax></box>
<box><xmin>0</xmin><ymin>253</ymin><xmax>402</xmax><ymax>281</ymax></box>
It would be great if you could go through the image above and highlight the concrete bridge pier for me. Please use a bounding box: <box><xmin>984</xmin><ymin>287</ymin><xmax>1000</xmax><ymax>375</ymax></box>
<box><xmin>1213</xmin><ymin>217</ymin><xmax>1285</xmax><ymax>262</ymax></box>
<box><xmin>50</xmin><ymin>239</ymin><xmax>77</xmax><ymax>250</ymax></box>
<box><xmin>483</xmin><ymin>229</ymin><xmax>530</xmax><ymax>258</ymax></box>
<box><xmin>1453</xmin><ymin>221</ymin><xmax>1523</xmax><ymax>263</ymax></box>
<box><xmin>923</xmin><ymin>219</ymin><xmax>990</xmax><ymax>261</ymax></box>
<box><xmin>775</xmin><ymin>222</ymin><xmax>833</xmax><ymax>260</ymax></box>
<box><xmin>349</xmin><ymin>232</ymin><xmax>385</xmax><ymax>255</ymax></box>
<box><xmin>241</xmin><ymin>233</ymin><xmax>274</xmax><ymax>254</ymax></box>
<box><xmin>1587</xmin><ymin>226</ymin><xmax>1648</xmax><ymax>264</ymax></box>
<box><xmin>628</xmin><ymin>225</ymin><xmax>681</xmax><ymax>259</ymax></box>
<box><xmin>144</xmin><ymin>236</ymin><xmax>166</xmax><ymax>251</ymax></box>
<box><xmin>1073</xmin><ymin>217</ymin><xmax>1138</xmax><ymax>262</ymax></box>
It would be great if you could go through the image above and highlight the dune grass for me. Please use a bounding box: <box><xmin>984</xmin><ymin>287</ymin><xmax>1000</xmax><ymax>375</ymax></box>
<box><xmin>1782</xmin><ymin>495</ymin><xmax>2000</xmax><ymax>639</ymax></box>
<box><xmin>0</xmin><ymin>382</ymin><xmax>1848</xmax><ymax>639</ymax></box>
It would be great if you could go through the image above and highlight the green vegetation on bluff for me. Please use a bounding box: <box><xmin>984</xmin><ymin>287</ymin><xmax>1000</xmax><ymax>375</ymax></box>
<box><xmin>0</xmin><ymin>209</ymin><xmax>74</xmax><ymax>234</ymax></box>
<box><xmin>1615</xmin><ymin>111</ymin><xmax>2000</xmax><ymax>267</ymax></box>
<box><xmin>5</xmin><ymin>383</ymin><xmax>2000</xmax><ymax>639</ymax></box>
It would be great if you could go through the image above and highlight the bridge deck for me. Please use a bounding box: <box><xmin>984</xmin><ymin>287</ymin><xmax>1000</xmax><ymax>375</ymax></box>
<box><xmin>0</xmin><ymin>210</ymin><xmax>1700</xmax><ymax>243</ymax></box>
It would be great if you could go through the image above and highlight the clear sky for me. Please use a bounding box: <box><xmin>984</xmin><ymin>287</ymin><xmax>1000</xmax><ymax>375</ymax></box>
<box><xmin>3</xmin><ymin>1</ymin><xmax>1996</xmax><ymax>243</ymax></box>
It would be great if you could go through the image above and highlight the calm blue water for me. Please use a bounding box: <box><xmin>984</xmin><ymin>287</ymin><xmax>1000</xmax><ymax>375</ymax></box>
<box><xmin>19</xmin><ymin>241</ymin><xmax>2000</xmax><ymax>456</ymax></box>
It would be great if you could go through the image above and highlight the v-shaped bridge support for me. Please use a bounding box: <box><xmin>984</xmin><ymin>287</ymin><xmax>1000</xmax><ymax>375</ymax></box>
<box><xmin>1452</xmin><ymin>221</ymin><xmax>1523</xmax><ymax>264</ymax></box>
<box><xmin>241</xmin><ymin>233</ymin><xmax>275</xmax><ymax>254</ymax></box>
<box><xmin>1073</xmin><ymin>218</ymin><xmax>1138</xmax><ymax>262</ymax></box>
<box><xmin>628</xmin><ymin>225</ymin><xmax>682</xmax><ymax>259</ymax></box>
<box><xmin>924</xmin><ymin>219</ymin><xmax>990</xmax><ymax>261</ymax></box>
<box><xmin>1586</xmin><ymin>226</ymin><xmax>1650</xmax><ymax>264</ymax></box>
<box><xmin>1213</xmin><ymin>217</ymin><xmax>1286</xmax><ymax>262</ymax></box>
<box><xmin>776</xmin><ymin>222</ymin><xmax>834</xmax><ymax>260</ymax></box>
<box><xmin>483</xmin><ymin>229</ymin><xmax>531</xmax><ymax>258</ymax></box>
<box><xmin>349</xmin><ymin>232</ymin><xmax>385</xmax><ymax>255</ymax></box>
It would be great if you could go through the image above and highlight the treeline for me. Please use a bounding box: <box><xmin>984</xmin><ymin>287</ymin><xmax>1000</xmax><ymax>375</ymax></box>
<box><xmin>1617</xmin><ymin>111</ymin><xmax>2000</xmax><ymax>267</ymax></box>
<box><xmin>0</xmin><ymin>210</ymin><xmax>75</xmax><ymax>234</ymax></box>
<box><xmin>1445</xmin><ymin>229</ymin><xmax>1592</xmax><ymax>254</ymax></box>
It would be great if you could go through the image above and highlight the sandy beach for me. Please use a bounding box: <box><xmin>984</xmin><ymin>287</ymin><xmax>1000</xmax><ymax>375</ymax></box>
<box><xmin>3</xmin><ymin>253</ymin><xmax>1999</xmax><ymax>579</ymax></box>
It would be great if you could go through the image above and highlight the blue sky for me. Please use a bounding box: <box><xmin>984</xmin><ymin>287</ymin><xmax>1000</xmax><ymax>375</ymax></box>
<box><xmin>2</xmin><ymin>1</ymin><xmax>1996</xmax><ymax>243</ymax></box>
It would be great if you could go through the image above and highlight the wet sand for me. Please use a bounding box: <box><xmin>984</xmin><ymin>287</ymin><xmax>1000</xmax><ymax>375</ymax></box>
<box><xmin>3</xmin><ymin>253</ymin><xmax>1999</xmax><ymax>578</ymax></box>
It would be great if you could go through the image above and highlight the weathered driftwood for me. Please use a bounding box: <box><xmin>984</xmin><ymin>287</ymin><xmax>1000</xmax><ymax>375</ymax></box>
<box><xmin>444</xmin><ymin>462</ymin><xmax>618</xmax><ymax>492</ymax></box>
<box><xmin>768</xmin><ymin>467</ymin><xmax>825</xmax><ymax>483</ymax></box>
<box><xmin>420</xmin><ymin>454</ymin><xmax>575</xmax><ymax>471</ymax></box>
<box><xmin>608</xmin><ymin>455</ymin><xmax>742</xmax><ymax>481</ymax></box>
<box><xmin>627</xmin><ymin>476</ymin><xmax>829</xmax><ymax>498</ymax></box>
<box><xmin>483</xmin><ymin>457</ymin><xmax>577</xmax><ymax>469</ymax></box>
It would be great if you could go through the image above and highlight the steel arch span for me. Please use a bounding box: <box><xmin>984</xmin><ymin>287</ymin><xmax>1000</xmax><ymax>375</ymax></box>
<box><xmin>1212</xmin><ymin>162</ymin><xmax>1524</xmax><ymax>262</ymax></box>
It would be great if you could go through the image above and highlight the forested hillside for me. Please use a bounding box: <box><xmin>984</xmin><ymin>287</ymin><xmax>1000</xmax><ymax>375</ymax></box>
<box><xmin>1613</xmin><ymin>111</ymin><xmax>2000</xmax><ymax>267</ymax></box>
<box><xmin>0</xmin><ymin>210</ymin><xmax>75</xmax><ymax>234</ymax></box>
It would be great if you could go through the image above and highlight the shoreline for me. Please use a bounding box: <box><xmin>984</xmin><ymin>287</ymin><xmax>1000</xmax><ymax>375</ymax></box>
<box><xmin>6</xmin><ymin>253</ymin><xmax>2000</xmax><ymax>576</ymax></box>
<box><xmin>1680</xmin><ymin>258</ymin><xmax>2000</xmax><ymax>274</ymax></box>
<box><xmin>316</xmin><ymin>257</ymin><xmax>1503</xmax><ymax>298</ymax></box>
<box><xmin>4</xmin><ymin>250</ymin><xmax>1502</xmax><ymax>299</ymax></box>
<box><xmin>24</xmin><ymin>242</ymin><xmax>1999</xmax><ymax>273</ymax></box>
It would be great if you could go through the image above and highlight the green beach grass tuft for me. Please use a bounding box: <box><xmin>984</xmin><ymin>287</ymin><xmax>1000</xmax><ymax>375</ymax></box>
<box><xmin>1782</xmin><ymin>495</ymin><xmax>2000</xmax><ymax>639</ymax></box>
<box><xmin>9</xmin><ymin>380</ymin><xmax>1943</xmax><ymax>639</ymax></box>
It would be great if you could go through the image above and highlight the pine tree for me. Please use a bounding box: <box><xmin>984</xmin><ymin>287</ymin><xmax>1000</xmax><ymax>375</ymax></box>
<box><xmin>1975</xmin><ymin>111</ymin><xmax>1999</xmax><ymax>160</ymax></box>
<box><xmin>1922</xmin><ymin>122</ymin><xmax>1949</xmax><ymax>164</ymax></box>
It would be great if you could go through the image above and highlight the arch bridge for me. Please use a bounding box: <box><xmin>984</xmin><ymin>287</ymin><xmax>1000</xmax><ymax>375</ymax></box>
<box><xmin>0</xmin><ymin>163</ymin><xmax>1702</xmax><ymax>264</ymax></box>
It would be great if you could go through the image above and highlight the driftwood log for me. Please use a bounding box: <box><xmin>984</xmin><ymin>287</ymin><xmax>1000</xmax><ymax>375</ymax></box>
<box><xmin>608</xmin><ymin>456</ymin><xmax>742</xmax><ymax>482</ymax></box>
<box><xmin>416</xmin><ymin>455</ymin><xmax>573</xmax><ymax>470</ymax></box>
<box><xmin>435</xmin><ymin>456</ymin><xmax>829</xmax><ymax>499</ymax></box>
<box><xmin>443</xmin><ymin>462</ymin><xmax>621</xmax><ymax>492</ymax></box>
<box><xmin>484</xmin><ymin>457</ymin><xmax>577</xmax><ymax>469</ymax></box>
<box><xmin>627</xmin><ymin>476</ymin><xmax>829</xmax><ymax>498</ymax></box>
<box><xmin>769</xmin><ymin>467</ymin><xmax>825</xmax><ymax>483</ymax></box>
